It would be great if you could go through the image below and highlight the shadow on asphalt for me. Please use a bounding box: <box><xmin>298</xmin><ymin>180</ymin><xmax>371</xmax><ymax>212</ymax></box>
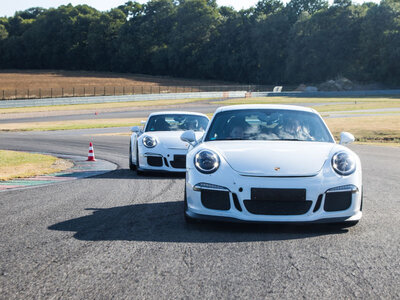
<box><xmin>92</xmin><ymin>169</ymin><xmax>185</xmax><ymax>180</ymax></box>
<box><xmin>48</xmin><ymin>201</ymin><xmax>348</xmax><ymax>243</ymax></box>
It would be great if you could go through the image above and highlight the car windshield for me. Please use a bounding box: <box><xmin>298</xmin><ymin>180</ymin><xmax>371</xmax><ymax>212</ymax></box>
<box><xmin>145</xmin><ymin>114</ymin><xmax>209</xmax><ymax>132</ymax></box>
<box><xmin>204</xmin><ymin>109</ymin><xmax>334</xmax><ymax>143</ymax></box>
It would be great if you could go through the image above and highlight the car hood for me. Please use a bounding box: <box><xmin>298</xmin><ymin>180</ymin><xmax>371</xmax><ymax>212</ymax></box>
<box><xmin>144</xmin><ymin>131</ymin><xmax>204</xmax><ymax>149</ymax></box>
<box><xmin>207</xmin><ymin>141</ymin><xmax>335</xmax><ymax>176</ymax></box>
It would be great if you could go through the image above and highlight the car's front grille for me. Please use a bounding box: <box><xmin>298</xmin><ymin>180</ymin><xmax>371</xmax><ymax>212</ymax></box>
<box><xmin>244</xmin><ymin>200</ymin><xmax>312</xmax><ymax>215</ymax></box>
<box><xmin>170</xmin><ymin>155</ymin><xmax>186</xmax><ymax>169</ymax></box>
<box><xmin>245</xmin><ymin>188</ymin><xmax>310</xmax><ymax>215</ymax></box>
<box><xmin>147</xmin><ymin>156</ymin><xmax>163</xmax><ymax>167</ymax></box>
<box><xmin>251</xmin><ymin>188</ymin><xmax>306</xmax><ymax>202</ymax></box>
<box><xmin>324</xmin><ymin>192</ymin><xmax>352</xmax><ymax>212</ymax></box>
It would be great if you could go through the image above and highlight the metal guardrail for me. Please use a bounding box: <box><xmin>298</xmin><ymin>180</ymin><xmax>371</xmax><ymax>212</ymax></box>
<box><xmin>1</xmin><ymin>89</ymin><xmax>399</xmax><ymax>109</ymax></box>
<box><xmin>252</xmin><ymin>90</ymin><xmax>400</xmax><ymax>97</ymax></box>
<box><xmin>0</xmin><ymin>85</ymin><xmax>276</xmax><ymax>101</ymax></box>
<box><xmin>0</xmin><ymin>91</ymin><xmax>247</xmax><ymax>108</ymax></box>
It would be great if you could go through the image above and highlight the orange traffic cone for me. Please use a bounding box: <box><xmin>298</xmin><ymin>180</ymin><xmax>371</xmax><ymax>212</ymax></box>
<box><xmin>87</xmin><ymin>142</ymin><xmax>96</xmax><ymax>161</ymax></box>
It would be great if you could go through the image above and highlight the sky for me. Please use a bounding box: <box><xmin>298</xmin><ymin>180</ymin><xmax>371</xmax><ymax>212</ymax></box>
<box><xmin>1</xmin><ymin>0</ymin><xmax>380</xmax><ymax>18</ymax></box>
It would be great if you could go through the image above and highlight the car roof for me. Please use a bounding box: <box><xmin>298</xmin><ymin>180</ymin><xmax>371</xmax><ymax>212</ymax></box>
<box><xmin>214</xmin><ymin>104</ymin><xmax>317</xmax><ymax>114</ymax></box>
<box><xmin>147</xmin><ymin>111</ymin><xmax>209</xmax><ymax>118</ymax></box>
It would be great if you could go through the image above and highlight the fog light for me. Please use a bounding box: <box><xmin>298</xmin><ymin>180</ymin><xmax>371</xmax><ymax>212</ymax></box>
<box><xmin>193</xmin><ymin>182</ymin><xmax>230</xmax><ymax>192</ymax></box>
<box><xmin>326</xmin><ymin>184</ymin><xmax>358</xmax><ymax>193</ymax></box>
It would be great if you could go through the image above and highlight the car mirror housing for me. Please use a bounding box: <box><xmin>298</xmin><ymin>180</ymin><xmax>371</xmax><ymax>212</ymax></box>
<box><xmin>339</xmin><ymin>132</ymin><xmax>355</xmax><ymax>145</ymax></box>
<box><xmin>131</xmin><ymin>126</ymin><xmax>141</xmax><ymax>133</ymax></box>
<box><xmin>181</xmin><ymin>130</ymin><xmax>197</xmax><ymax>146</ymax></box>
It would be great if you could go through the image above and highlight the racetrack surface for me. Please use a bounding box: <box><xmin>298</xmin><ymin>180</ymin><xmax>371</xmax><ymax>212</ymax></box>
<box><xmin>0</xmin><ymin>128</ymin><xmax>399</xmax><ymax>298</ymax></box>
<box><xmin>0</xmin><ymin>101</ymin><xmax>218</xmax><ymax>124</ymax></box>
<box><xmin>1</xmin><ymin>100</ymin><xmax>399</xmax><ymax>125</ymax></box>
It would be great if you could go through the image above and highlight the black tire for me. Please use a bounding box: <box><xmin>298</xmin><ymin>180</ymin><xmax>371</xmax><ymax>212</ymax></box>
<box><xmin>343</xmin><ymin>220</ymin><xmax>359</xmax><ymax>227</ymax></box>
<box><xmin>129</xmin><ymin>142</ymin><xmax>137</xmax><ymax>171</ymax></box>
<box><xmin>330</xmin><ymin>220</ymin><xmax>359</xmax><ymax>228</ymax></box>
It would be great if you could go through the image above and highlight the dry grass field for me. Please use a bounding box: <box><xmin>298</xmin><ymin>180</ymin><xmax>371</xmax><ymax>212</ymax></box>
<box><xmin>0</xmin><ymin>70</ymin><xmax>234</xmax><ymax>89</ymax></box>
<box><xmin>0</xmin><ymin>70</ymin><xmax>239</xmax><ymax>99</ymax></box>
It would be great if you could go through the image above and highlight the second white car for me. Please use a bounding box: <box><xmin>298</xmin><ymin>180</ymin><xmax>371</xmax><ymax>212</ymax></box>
<box><xmin>129</xmin><ymin>111</ymin><xmax>209</xmax><ymax>173</ymax></box>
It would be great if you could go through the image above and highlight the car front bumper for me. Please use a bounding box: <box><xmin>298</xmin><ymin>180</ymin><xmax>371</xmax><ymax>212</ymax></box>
<box><xmin>137</xmin><ymin>149</ymin><xmax>187</xmax><ymax>173</ymax></box>
<box><xmin>185</xmin><ymin>170</ymin><xmax>362</xmax><ymax>223</ymax></box>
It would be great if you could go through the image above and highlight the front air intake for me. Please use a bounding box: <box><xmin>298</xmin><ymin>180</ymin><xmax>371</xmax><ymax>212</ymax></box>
<box><xmin>201</xmin><ymin>190</ymin><xmax>230</xmax><ymax>210</ymax></box>
<box><xmin>324</xmin><ymin>192</ymin><xmax>352</xmax><ymax>212</ymax></box>
<box><xmin>170</xmin><ymin>155</ymin><xmax>186</xmax><ymax>169</ymax></box>
<box><xmin>147</xmin><ymin>156</ymin><xmax>163</xmax><ymax>167</ymax></box>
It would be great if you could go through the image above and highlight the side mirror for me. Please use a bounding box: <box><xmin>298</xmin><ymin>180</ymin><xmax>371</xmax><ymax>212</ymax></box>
<box><xmin>131</xmin><ymin>126</ymin><xmax>141</xmax><ymax>133</ymax></box>
<box><xmin>339</xmin><ymin>132</ymin><xmax>355</xmax><ymax>145</ymax></box>
<box><xmin>181</xmin><ymin>130</ymin><xmax>197</xmax><ymax>146</ymax></box>
<box><xmin>140</xmin><ymin>120</ymin><xmax>146</xmax><ymax>125</ymax></box>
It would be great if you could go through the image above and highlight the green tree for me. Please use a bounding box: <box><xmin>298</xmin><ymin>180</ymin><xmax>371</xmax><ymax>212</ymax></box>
<box><xmin>359</xmin><ymin>0</ymin><xmax>400</xmax><ymax>84</ymax></box>
<box><xmin>87</xmin><ymin>8</ymin><xmax>126</xmax><ymax>70</ymax></box>
<box><xmin>287</xmin><ymin>0</ymin><xmax>328</xmax><ymax>20</ymax></box>
<box><xmin>286</xmin><ymin>3</ymin><xmax>367</xmax><ymax>83</ymax></box>
<box><xmin>168</xmin><ymin>0</ymin><xmax>221</xmax><ymax>77</ymax></box>
<box><xmin>0</xmin><ymin>24</ymin><xmax>8</xmax><ymax>40</ymax></box>
<box><xmin>251</xmin><ymin>9</ymin><xmax>291</xmax><ymax>84</ymax></box>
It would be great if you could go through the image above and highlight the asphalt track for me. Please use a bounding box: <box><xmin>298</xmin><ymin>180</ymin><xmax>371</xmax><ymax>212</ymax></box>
<box><xmin>3</xmin><ymin>99</ymin><xmax>398</xmax><ymax>124</ymax></box>
<box><xmin>0</xmin><ymin>124</ymin><xmax>400</xmax><ymax>298</ymax></box>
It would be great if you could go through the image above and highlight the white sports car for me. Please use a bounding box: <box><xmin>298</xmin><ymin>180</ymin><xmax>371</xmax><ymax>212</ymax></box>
<box><xmin>129</xmin><ymin>111</ymin><xmax>209</xmax><ymax>173</ymax></box>
<box><xmin>181</xmin><ymin>104</ymin><xmax>362</xmax><ymax>225</ymax></box>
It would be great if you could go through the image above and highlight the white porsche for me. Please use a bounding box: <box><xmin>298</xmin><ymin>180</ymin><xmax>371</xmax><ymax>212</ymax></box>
<box><xmin>129</xmin><ymin>111</ymin><xmax>209</xmax><ymax>173</ymax></box>
<box><xmin>181</xmin><ymin>104</ymin><xmax>362</xmax><ymax>226</ymax></box>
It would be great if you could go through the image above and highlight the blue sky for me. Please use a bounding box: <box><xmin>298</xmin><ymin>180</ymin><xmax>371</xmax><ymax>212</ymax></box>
<box><xmin>1</xmin><ymin>0</ymin><xmax>379</xmax><ymax>17</ymax></box>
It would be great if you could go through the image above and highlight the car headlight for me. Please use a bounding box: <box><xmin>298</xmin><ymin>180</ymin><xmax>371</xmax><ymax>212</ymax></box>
<box><xmin>194</xmin><ymin>150</ymin><xmax>220</xmax><ymax>174</ymax></box>
<box><xmin>142</xmin><ymin>136</ymin><xmax>157</xmax><ymax>148</ymax></box>
<box><xmin>331</xmin><ymin>151</ymin><xmax>356</xmax><ymax>176</ymax></box>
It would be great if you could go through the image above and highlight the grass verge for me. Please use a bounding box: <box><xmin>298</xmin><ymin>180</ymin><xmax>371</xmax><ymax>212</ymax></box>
<box><xmin>0</xmin><ymin>150</ymin><xmax>73</xmax><ymax>181</ymax></box>
<box><xmin>211</xmin><ymin>96</ymin><xmax>400</xmax><ymax>106</ymax></box>
<box><xmin>325</xmin><ymin>115</ymin><xmax>400</xmax><ymax>144</ymax></box>
<box><xmin>312</xmin><ymin>102</ymin><xmax>400</xmax><ymax>113</ymax></box>
<box><xmin>0</xmin><ymin>118</ymin><xmax>142</xmax><ymax>131</ymax></box>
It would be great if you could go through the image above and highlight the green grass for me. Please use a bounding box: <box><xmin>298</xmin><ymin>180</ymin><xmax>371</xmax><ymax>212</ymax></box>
<box><xmin>0</xmin><ymin>118</ymin><xmax>141</xmax><ymax>132</ymax></box>
<box><xmin>325</xmin><ymin>115</ymin><xmax>400</xmax><ymax>145</ymax></box>
<box><xmin>211</xmin><ymin>96</ymin><xmax>400</xmax><ymax>105</ymax></box>
<box><xmin>0</xmin><ymin>150</ymin><xmax>72</xmax><ymax>180</ymax></box>
<box><xmin>12</xmin><ymin>122</ymin><xmax>139</xmax><ymax>132</ymax></box>
<box><xmin>311</xmin><ymin>102</ymin><xmax>400</xmax><ymax>113</ymax></box>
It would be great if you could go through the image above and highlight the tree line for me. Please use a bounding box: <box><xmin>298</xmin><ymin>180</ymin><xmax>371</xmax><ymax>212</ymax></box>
<box><xmin>0</xmin><ymin>0</ymin><xmax>399</xmax><ymax>85</ymax></box>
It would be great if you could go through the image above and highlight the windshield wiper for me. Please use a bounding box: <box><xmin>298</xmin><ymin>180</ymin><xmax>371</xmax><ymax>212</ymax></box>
<box><xmin>279</xmin><ymin>138</ymin><xmax>301</xmax><ymax>141</ymax></box>
<box><xmin>224</xmin><ymin>138</ymin><xmax>245</xmax><ymax>140</ymax></box>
